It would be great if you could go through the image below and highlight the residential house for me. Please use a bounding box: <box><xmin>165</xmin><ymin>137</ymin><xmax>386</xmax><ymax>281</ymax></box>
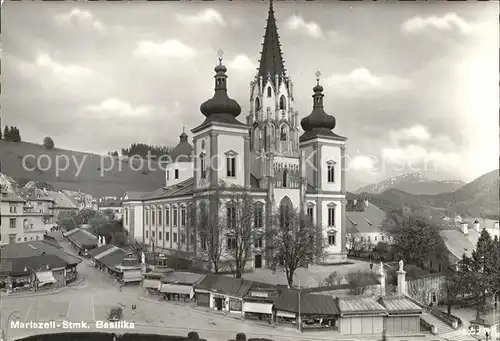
<box><xmin>1</xmin><ymin>190</ymin><xmax>45</xmax><ymax>245</ymax></box>
<box><xmin>18</xmin><ymin>188</ymin><xmax>55</xmax><ymax>226</ymax></box>
<box><xmin>0</xmin><ymin>240</ymin><xmax>81</xmax><ymax>292</ymax></box>
<box><xmin>194</xmin><ymin>273</ymin><xmax>253</xmax><ymax>314</ymax></box>
<box><xmin>345</xmin><ymin>199</ymin><xmax>395</xmax><ymax>253</ymax></box>
<box><xmin>97</xmin><ymin>198</ymin><xmax>123</xmax><ymax>220</ymax></box>
<box><xmin>62</xmin><ymin>190</ymin><xmax>98</xmax><ymax>211</ymax></box>
<box><xmin>159</xmin><ymin>271</ymin><xmax>205</xmax><ymax>301</ymax></box>
<box><xmin>469</xmin><ymin>310</ymin><xmax>500</xmax><ymax>341</ymax></box>
<box><xmin>115</xmin><ymin>256</ymin><xmax>143</xmax><ymax>284</ymax></box>
<box><xmin>47</xmin><ymin>190</ymin><xmax>78</xmax><ymax>222</ymax></box>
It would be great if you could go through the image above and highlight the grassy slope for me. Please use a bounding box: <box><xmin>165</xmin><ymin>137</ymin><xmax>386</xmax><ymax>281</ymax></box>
<box><xmin>0</xmin><ymin>140</ymin><xmax>165</xmax><ymax>197</ymax></box>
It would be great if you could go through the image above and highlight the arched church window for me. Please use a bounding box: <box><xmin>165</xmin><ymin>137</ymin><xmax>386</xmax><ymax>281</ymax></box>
<box><xmin>280</xmin><ymin>126</ymin><xmax>287</xmax><ymax>141</ymax></box>
<box><xmin>279</xmin><ymin>196</ymin><xmax>293</xmax><ymax>227</ymax></box>
<box><xmin>282</xmin><ymin>170</ymin><xmax>288</xmax><ymax>188</ymax></box>
<box><xmin>279</xmin><ymin>95</ymin><xmax>286</xmax><ymax>110</ymax></box>
<box><xmin>255</xmin><ymin>97</ymin><xmax>261</xmax><ymax>113</ymax></box>
<box><xmin>267</xmin><ymin>87</ymin><xmax>272</xmax><ymax>98</ymax></box>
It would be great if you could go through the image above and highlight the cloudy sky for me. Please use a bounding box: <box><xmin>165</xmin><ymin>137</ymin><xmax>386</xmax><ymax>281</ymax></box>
<box><xmin>2</xmin><ymin>1</ymin><xmax>498</xmax><ymax>190</ymax></box>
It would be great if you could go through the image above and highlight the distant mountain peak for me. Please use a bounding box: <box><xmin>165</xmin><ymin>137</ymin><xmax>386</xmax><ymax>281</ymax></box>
<box><xmin>355</xmin><ymin>173</ymin><xmax>465</xmax><ymax>196</ymax></box>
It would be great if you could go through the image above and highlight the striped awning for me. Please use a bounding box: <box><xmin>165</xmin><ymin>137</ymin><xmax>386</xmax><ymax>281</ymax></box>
<box><xmin>142</xmin><ymin>279</ymin><xmax>160</xmax><ymax>289</ymax></box>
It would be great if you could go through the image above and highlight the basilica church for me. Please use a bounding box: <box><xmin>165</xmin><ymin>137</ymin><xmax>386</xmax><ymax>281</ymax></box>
<box><xmin>123</xmin><ymin>0</ymin><xmax>348</xmax><ymax>268</ymax></box>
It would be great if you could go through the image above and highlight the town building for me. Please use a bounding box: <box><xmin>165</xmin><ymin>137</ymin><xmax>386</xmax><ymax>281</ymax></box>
<box><xmin>1</xmin><ymin>189</ymin><xmax>46</xmax><ymax>245</ymax></box>
<box><xmin>123</xmin><ymin>0</ymin><xmax>348</xmax><ymax>269</ymax></box>
<box><xmin>61</xmin><ymin>190</ymin><xmax>98</xmax><ymax>211</ymax></box>
<box><xmin>345</xmin><ymin>199</ymin><xmax>395</xmax><ymax>253</ymax></box>
<box><xmin>0</xmin><ymin>240</ymin><xmax>81</xmax><ymax>292</ymax></box>
<box><xmin>97</xmin><ymin>198</ymin><xmax>123</xmax><ymax>220</ymax></box>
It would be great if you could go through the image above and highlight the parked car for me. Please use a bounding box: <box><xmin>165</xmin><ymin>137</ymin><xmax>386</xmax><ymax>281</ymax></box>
<box><xmin>108</xmin><ymin>307</ymin><xmax>122</xmax><ymax>321</ymax></box>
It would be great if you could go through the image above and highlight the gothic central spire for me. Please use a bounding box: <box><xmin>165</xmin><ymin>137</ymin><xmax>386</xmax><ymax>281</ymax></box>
<box><xmin>258</xmin><ymin>0</ymin><xmax>285</xmax><ymax>80</ymax></box>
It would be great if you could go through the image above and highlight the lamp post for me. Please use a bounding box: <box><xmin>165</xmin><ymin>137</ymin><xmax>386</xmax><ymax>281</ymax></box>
<box><xmin>1</xmin><ymin>311</ymin><xmax>20</xmax><ymax>341</ymax></box>
<box><xmin>293</xmin><ymin>273</ymin><xmax>302</xmax><ymax>333</ymax></box>
<box><xmin>24</xmin><ymin>265</ymin><xmax>49</xmax><ymax>292</ymax></box>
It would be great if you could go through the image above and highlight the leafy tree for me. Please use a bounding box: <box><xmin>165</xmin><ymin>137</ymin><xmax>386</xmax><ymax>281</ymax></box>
<box><xmin>102</xmin><ymin>209</ymin><xmax>117</xmax><ymax>220</ymax></box>
<box><xmin>111</xmin><ymin>232</ymin><xmax>127</xmax><ymax>247</ymax></box>
<box><xmin>75</xmin><ymin>209</ymin><xmax>102</xmax><ymax>225</ymax></box>
<box><xmin>346</xmin><ymin>270</ymin><xmax>374</xmax><ymax>295</ymax></box>
<box><xmin>374</xmin><ymin>241</ymin><xmax>390</xmax><ymax>261</ymax></box>
<box><xmin>3</xmin><ymin>126</ymin><xmax>10</xmax><ymax>141</ymax></box>
<box><xmin>9</xmin><ymin>126</ymin><xmax>21</xmax><ymax>142</ymax></box>
<box><xmin>323</xmin><ymin>271</ymin><xmax>342</xmax><ymax>286</ymax></box>
<box><xmin>267</xmin><ymin>206</ymin><xmax>323</xmax><ymax>286</ymax></box>
<box><xmin>43</xmin><ymin>136</ymin><xmax>55</xmax><ymax>149</ymax></box>
<box><xmin>391</xmin><ymin>215</ymin><xmax>448</xmax><ymax>267</ymax></box>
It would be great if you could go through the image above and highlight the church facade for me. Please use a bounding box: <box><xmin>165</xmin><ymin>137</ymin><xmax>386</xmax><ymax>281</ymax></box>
<box><xmin>123</xmin><ymin>0</ymin><xmax>348</xmax><ymax>269</ymax></box>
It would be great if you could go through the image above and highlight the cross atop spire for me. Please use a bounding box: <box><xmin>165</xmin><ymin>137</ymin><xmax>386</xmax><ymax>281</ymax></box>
<box><xmin>257</xmin><ymin>0</ymin><xmax>285</xmax><ymax>80</ymax></box>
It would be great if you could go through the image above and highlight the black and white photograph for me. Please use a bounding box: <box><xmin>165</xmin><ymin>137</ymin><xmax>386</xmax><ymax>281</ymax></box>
<box><xmin>0</xmin><ymin>1</ymin><xmax>498</xmax><ymax>341</ymax></box>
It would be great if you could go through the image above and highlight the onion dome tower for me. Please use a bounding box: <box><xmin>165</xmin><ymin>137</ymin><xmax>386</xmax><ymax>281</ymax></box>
<box><xmin>300</xmin><ymin>71</ymin><xmax>346</xmax><ymax>142</ymax></box>
<box><xmin>170</xmin><ymin>127</ymin><xmax>193</xmax><ymax>162</ymax></box>
<box><xmin>197</xmin><ymin>49</ymin><xmax>244</xmax><ymax>129</ymax></box>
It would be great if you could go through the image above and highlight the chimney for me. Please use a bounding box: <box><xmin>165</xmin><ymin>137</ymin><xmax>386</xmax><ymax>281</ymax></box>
<box><xmin>378</xmin><ymin>262</ymin><xmax>386</xmax><ymax>297</ymax></box>
<box><xmin>364</xmin><ymin>199</ymin><xmax>369</xmax><ymax>207</ymax></box>
<box><xmin>461</xmin><ymin>222</ymin><xmax>468</xmax><ymax>235</ymax></box>
<box><xmin>473</xmin><ymin>220</ymin><xmax>480</xmax><ymax>232</ymax></box>
<box><xmin>397</xmin><ymin>259</ymin><xmax>407</xmax><ymax>295</ymax></box>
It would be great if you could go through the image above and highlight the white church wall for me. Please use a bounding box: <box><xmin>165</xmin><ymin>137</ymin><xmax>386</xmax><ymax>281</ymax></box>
<box><xmin>218</xmin><ymin>134</ymin><xmax>246</xmax><ymax>187</ymax></box>
<box><xmin>274</xmin><ymin>189</ymin><xmax>300</xmax><ymax>208</ymax></box>
<box><xmin>165</xmin><ymin>161</ymin><xmax>193</xmax><ymax>187</ymax></box>
<box><xmin>320</xmin><ymin>199</ymin><xmax>343</xmax><ymax>256</ymax></box>
<box><xmin>320</xmin><ymin>141</ymin><xmax>344</xmax><ymax>192</ymax></box>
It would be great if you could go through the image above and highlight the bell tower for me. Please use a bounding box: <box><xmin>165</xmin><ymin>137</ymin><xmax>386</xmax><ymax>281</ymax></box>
<box><xmin>247</xmin><ymin>0</ymin><xmax>299</xmax><ymax>157</ymax></box>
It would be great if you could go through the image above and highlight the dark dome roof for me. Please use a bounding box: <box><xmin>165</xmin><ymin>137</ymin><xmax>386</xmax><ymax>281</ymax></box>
<box><xmin>300</xmin><ymin>82</ymin><xmax>335</xmax><ymax>133</ymax></box>
<box><xmin>199</xmin><ymin>59</ymin><xmax>242</xmax><ymax>121</ymax></box>
<box><xmin>170</xmin><ymin>132</ymin><xmax>193</xmax><ymax>162</ymax></box>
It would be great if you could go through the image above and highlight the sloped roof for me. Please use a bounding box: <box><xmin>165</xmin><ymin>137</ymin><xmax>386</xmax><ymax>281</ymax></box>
<box><xmin>1</xmin><ymin>193</ymin><xmax>25</xmax><ymax>203</ymax></box>
<box><xmin>18</xmin><ymin>188</ymin><xmax>55</xmax><ymax>202</ymax></box>
<box><xmin>195</xmin><ymin>273</ymin><xmax>253</xmax><ymax>298</ymax></box>
<box><xmin>336</xmin><ymin>296</ymin><xmax>387</xmax><ymax>314</ymax></box>
<box><xmin>87</xmin><ymin>244</ymin><xmax>115</xmax><ymax>257</ymax></box>
<box><xmin>346</xmin><ymin>204</ymin><xmax>389</xmax><ymax>234</ymax></box>
<box><xmin>440</xmin><ymin>228</ymin><xmax>480</xmax><ymax>262</ymax></box>
<box><xmin>97</xmin><ymin>248</ymin><xmax>128</xmax><ymax>270</ymax></box>
<box><xmin>64</xmin><ymin>228</ymin><xmax>98</xmax><ymax>248</ymax></box>
<box><xmin>142</xmin><ymin>178</ymin><xmax>194</xmax><ymax>201</ymax></box>
<box><xmin>46</xmin><ymin>191</ymin><xmax>78</xmax><ymax>209</ymax></box>
<box><xmin>274</xmin><ymin>289</ymin><xmax>340</xmax><ymax>315</ymax></box>
<box><xmin>123</xmin><ymin>191</ymin><xmax>148</xmax><ymax>201</ymax></box>
<box><xmin>161</xmin><ymin>272</ymin><xmax>205</xmax><ymax>285</ymax></box>
<box><xmin>377</xmin><ymin>296</ymin><xmax>422</xmax><ymax>314</ymax></box>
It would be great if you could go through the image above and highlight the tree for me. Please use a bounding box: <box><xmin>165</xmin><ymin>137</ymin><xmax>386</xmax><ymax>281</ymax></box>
<box><xmin>267</xmin><ymin>206</ymin><xmax>323</xmax><ymax>286</ymax></box>
<box><xmin>102</xmin><ymin>209</ymin><xmax>117</xmax><ymax>220</ymax></box>
<box><xmin>224</xmin><ymin>186</ymin><xmax>255</xmax><ymax>278</ymax></box>
<box><xmin>323</xmin><ymin>271</ymin><xmax>342</xmax><ymax>286</ymax></box>
<box><xmin>347</xmin><ymin>234</ymin><xmax>364</xmax><ymax>256</ymax></box>
<box><xmin>3</xmin><ymin>126</ymin><xmax>9</xmax><ymax>141</ymax></box>
<box><xmin>9</xmin><ymin>126</ymin><xmax>21</xmax><ymax>142</ymax></box>
<box><xmin>346</xmin><ymin>270</ymin><xmax>374</xmax><ymax>295</ymax></box>
<box><xmin>43</xmin><ymin>136</ymin><xmax>55</xmax><ymax>149</ymax></box>
<box><xmin>374</xmin><ymin>241</ymin><xmax>390</xmax><ymax>261</ymax></box>
<box><xmin>391</xmin><ymin>215</ymin><xmax>448</xmax><ymax>267</ymax></box>
<box><xmin>444</xmin><ymin>268</ymin><xmax>465</xmax><ymax>315</ymax></box>
<box><xmin>197</xmin><ymin>190</ymin><xmax>226</xmax><ymax>274</ymax></box>
<box><xmin>0</xmin><ymin>127</ymin><xmax>2</xmax><ymax>139</ymax></box>
<box><xmin>75</xmin><ymin>209</ymin><xmax>102</xmax><ymax>226</ymax></box>
<box><xmin>111</xmin><ymin>232</ymin><xmax>127</xmax><ymax>247</ymax></box>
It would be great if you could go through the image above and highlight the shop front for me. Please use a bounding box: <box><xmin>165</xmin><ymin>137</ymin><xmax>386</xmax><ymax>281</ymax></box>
<box><xmin>159</xmin><ymin>283</ymin><xmax>193</xmax><ymax>301</ymax></box>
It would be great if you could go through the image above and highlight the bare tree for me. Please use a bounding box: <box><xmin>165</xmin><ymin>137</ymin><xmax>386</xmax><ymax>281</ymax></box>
<box><xmin>347</xmin><ymin>234</ymin><xmax>364</xmax><ymax>256</ymax></box>
<box><xmin>224</xmin><ymin>187</ymin><xmax>255</xmax><ymax>278</ymax></box>
<box><xmin>346</xmin><ymin>270</ymin><xmax>373</xmax><ymax>295</ymax></box>
<box><xmin>267</xmin><ymin>206</ymin><xmax>323</xmax><ymax>286</ymax></box>
<box><xmin>197</xmin><ymin>191</ymin><xmax>226</xmax><ymax>274</ymax></box>
<box><xmin>323</xmin><ymin>271</ymin><xmax>343</xmax><ymax>286</ymax></box>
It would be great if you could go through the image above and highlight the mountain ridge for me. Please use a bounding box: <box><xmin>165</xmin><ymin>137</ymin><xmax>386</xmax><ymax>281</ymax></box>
<box><xmin>355</xmin><ymin>172</ymin><xmax>466</xmax><ymax>195</ymax></box>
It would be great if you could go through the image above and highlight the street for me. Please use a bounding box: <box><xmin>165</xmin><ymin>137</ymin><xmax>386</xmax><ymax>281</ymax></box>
<box><xmin>0</xmin><ymin>240</ymin><xmax>448</xmax><ymax>341</ymax></box>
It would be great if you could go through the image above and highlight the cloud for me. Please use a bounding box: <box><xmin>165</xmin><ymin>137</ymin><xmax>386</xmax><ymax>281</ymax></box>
<box><xmin>285</xmin><ymin>15</ymin><xmax>322</xmax><ymax>39</ymax></box>
<box><xmin>381</xmin><ymin>145</ymin><xmax>461</xmax><ymax>174</ymax></box>
<box><xmin>175</xmin><ymin>9</ymin><xmax>225</xmax><ymax>26</ymax></box>
<box><xmin>389</xmin><ymin>124</ymin><xmax>431</xmax><ymax>144</ymax></box>
<box><xmin>228</xmin><ymin>54</ymin><xmax>257</xmax><ymax>71</ymax></box>
<box><xmin>348</xmin><ymin>155</ymin><xmax>376</xmax><ymax>172</ymax></box>
<box><xmin>325</xmin><ymin>68</ymin><xmax>410</xmax><ymax>97</ymax></box>
<box><xmin>55</xmin><ymin>8</ymin><xmax>106</xmax><ymax>33</ymax></box>
<box><xmin>35</xmin><ymin>53</ymin><xmax>92</xmax><ymax>77</ymax></box>
<box><xmin>133</xmin><ymin>40</ymin><xmax>196</xmax><ymax>59</ymax></box>
<box><xmin>83</xmin><ymin>98</ymin><xmax>153</xmax><ymax>117</ymax></box>
<box><xmin>402</xmin><ymin>13</ymin><xmax>472</xmax><ymax>34</ymax></box>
